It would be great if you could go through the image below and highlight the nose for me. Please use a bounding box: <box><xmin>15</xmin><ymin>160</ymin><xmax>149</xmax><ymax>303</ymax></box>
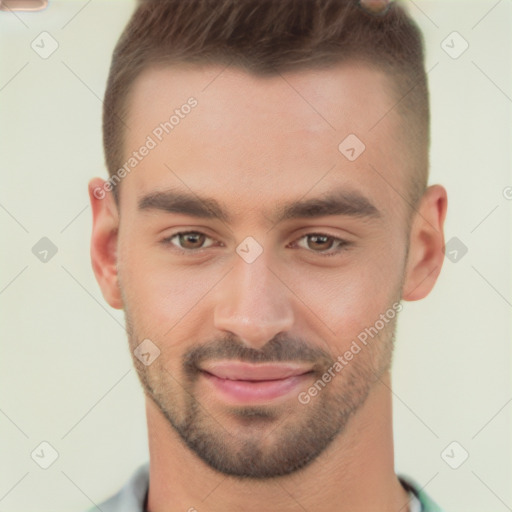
<box><xmin>213</xmin><ymin>251</ymin><xmax>294</xmax><ymax>350</ymax></box>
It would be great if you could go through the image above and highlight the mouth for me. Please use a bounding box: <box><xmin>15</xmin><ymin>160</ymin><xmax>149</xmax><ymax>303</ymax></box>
<box><xmin>199</xmin><ymin>361</ymin><xmax>314</xmax><ymax>403</ymax></box>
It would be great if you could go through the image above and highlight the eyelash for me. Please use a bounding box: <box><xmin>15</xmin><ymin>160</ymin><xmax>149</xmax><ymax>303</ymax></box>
<box><xmin>160</xmin><ymin>231</ymin><xmax>351</xmax><ymax>258</ymax></box>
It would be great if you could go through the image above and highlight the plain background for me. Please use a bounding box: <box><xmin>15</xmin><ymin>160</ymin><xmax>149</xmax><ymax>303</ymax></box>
<box><xmin>0</xmin><ymin>1</ymin><xmax>510</xmax><ymax>511</ymax></box>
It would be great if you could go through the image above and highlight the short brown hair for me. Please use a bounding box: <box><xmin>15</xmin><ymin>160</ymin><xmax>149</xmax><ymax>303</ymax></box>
<box><xmin>103</xmin><ymin>0</ymin><xmax>429</xmax><ymax>205</ymax></box>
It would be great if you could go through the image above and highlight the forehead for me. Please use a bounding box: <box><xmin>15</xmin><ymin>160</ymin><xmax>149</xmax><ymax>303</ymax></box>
<box><xmin>120</xmin><ymin>62</ymin><xmax>406</xmax><ymax>221</ymax></box>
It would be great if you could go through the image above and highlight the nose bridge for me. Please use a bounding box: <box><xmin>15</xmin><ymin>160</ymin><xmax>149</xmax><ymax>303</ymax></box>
<box><xmin>213</xmin><ymin>251</ymin><xmax>294</xmax><ymax>348</ymax></box>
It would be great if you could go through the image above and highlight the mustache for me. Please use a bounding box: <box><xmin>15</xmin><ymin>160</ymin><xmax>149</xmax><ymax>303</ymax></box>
<box><xmin>182</xmin><ymin>333</ymin><xmax>334</xmax><ymax>378</ymax></box>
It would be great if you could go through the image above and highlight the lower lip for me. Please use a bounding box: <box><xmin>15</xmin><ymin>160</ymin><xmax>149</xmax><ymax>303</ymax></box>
<box><xmin>201</xmin><ymin>371</ymin><xmax>312</xmax><ymax>404</ymax></box>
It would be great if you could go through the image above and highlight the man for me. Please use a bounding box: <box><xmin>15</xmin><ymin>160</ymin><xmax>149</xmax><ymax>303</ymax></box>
<box><xmin>88</xmin><ymin>0</ymin><xmax>448</xmax><ymax>510</ymax></box>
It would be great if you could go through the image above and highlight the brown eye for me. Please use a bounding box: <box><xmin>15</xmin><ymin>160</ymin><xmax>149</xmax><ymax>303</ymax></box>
<box><xmin>162</xmin><ymin>231</ymin><xmax>216</xmax><ymax>252</ymax></box>
<box><xmin>178</xmin><ymin>232</ymin><xmax>206</xmax><ymax>249</ymax></box>
<box><xmin>305</xmin><ymin>234</ymin><xmax>335</xmax><ymax>251</ymax></box>
<box><xmin>295</xmin><ymin>233</ymin><xmax>350</xmax><ymax>256</ymax></box>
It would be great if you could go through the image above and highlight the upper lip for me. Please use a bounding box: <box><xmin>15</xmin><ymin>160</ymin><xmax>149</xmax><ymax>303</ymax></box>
<box><xmin>200</xmin><ymin>361</ymin><xmax>312</xmax><ymax>381</ymax></box>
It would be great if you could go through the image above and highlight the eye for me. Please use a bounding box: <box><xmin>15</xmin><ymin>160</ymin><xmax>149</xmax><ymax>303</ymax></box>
<box><xmin>160</xmin><ymin>231</ymin><xmax>351</xmax><ymax>257</ymax></box>
<box><xmin>161</xmin><ymin>231</ymin><xmax>216</xmax><ymax>252</ymax></box>
<box><xmin>294</xmin><ymin>233</ymin><xmax>351</xmax><ymax>256</ymax></box>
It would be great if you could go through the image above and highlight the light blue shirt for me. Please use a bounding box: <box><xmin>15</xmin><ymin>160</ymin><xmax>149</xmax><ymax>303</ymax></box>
<box><xmin>87</xmin><ymin>462</ymin><xmax>446</xmax><ymax>511</ymax></box>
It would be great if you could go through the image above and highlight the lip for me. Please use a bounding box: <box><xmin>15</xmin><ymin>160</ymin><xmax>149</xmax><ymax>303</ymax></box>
<box><xmin>200</xmin><ymin>361</ymin><xmax>313</xmax><ymax>403</ymax></box>
<box><xmin>201</xmin><ymin>361</ymin><xmax>312</xmax><ymax>381</ymax></box>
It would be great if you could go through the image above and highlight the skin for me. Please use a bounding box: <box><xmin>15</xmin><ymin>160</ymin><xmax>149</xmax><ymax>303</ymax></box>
<box><xmin>89</xmin><ymin>61</ymin><xmax>447</xmax><ymax>512</ymax></box>
<box><xmin>360</xmin><ymin>0</ymin><xmax>392</xmax><ymax>15</ymax></box>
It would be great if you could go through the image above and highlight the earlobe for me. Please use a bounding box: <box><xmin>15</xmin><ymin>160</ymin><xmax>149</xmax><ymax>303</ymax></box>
<box><xmin>88</xmin><ymin>178</ymin><xmax>123</xmax><ymax>309</ymax></box>
<box><xmin>402</xmin><ymin>185</ymin><xmax>448</xmax><ymax>302</ymax></box>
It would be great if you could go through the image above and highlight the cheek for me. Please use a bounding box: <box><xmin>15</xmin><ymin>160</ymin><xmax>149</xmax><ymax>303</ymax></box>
<box><xmin>118</xmin><ymin>245</ymin><xmax>222</xmax><ymax>338</ymax></box>
<box><xmin>287</xmin><ymin>244</ymin><xmax>404</xmax><ymax>346</ymax></box>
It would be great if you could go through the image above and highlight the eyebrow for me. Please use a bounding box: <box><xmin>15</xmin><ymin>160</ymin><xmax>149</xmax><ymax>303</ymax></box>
<box><xmin>138</xmin><ymin>188</ymin><xmax>381</xmax><ymax>224</ymax></box>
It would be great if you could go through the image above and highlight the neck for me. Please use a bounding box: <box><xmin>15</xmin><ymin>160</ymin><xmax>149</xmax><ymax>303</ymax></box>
<box><xmin>145</xmin><ymin>371</ymin><xmax>410</xmax><ymax>512</ymax></box>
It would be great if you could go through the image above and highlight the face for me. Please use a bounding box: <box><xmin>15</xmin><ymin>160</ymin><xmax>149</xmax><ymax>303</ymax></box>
<box><xmin>95</xmin><ymin>62</ymin><xmax>433</xmax><ymax>479</ymax></box>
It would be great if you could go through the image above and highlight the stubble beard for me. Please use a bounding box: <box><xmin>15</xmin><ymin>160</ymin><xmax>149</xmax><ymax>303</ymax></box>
<box><xmin>124</xmin><ymin>309</ymin><xmax>397</xmax><ymax>479</ymax></box>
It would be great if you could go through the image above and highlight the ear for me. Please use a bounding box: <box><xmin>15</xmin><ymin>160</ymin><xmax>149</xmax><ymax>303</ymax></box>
<box><xmin>88</xmin><ymin>178</ymin><xmax>123</xmax><ymax>309</ymax></box>
<box><xmin>402</xmin><ymin>185</ymin><xmax>448</xmax><ymax>301</ymax></box>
